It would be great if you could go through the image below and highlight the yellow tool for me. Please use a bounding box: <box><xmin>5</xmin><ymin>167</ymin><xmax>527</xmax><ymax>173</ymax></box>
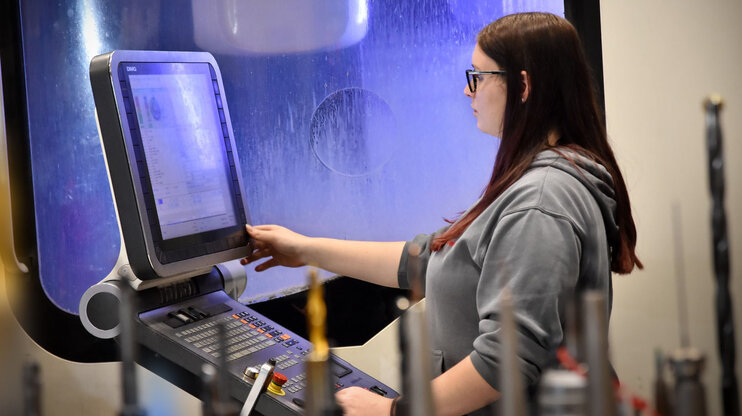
<box><xmin>304</xmin><ymin>268</ymin><xmax>340</xmax><ymax>415</ymax></box>
<box><xmin>307</xmin><ymin>269</ymin><xmax>328</xmax><ymax>361</ymax></box>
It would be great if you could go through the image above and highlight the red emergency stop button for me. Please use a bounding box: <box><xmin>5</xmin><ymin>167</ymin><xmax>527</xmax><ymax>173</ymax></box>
<box><xmin>272</xmin><ymin>372</ymin><xmax>288</xmax><ymax>386</ymax></box>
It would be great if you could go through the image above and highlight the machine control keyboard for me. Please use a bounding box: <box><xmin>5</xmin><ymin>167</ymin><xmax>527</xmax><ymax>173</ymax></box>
<box><xmin>137</xmin><ymin>290</ymin><xmax>396</xmax><ymax>414</ymax></box>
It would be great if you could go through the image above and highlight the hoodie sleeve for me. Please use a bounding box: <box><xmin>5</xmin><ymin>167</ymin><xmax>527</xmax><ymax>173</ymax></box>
<box><xmin>397</xmin><ymin>226</ymin><xmax>450</xmax><ymax>291</ymax></box>
<box><xmin>469</xmin><ymin>207</ymin><xmax>581</xmax><ymax>390</ymax></box>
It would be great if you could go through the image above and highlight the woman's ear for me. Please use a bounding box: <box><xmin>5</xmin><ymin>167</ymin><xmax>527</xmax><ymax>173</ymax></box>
<box><xmin>520</xmin><ymin>70</ymin><xmax>531</xmax><ymax>103</ymax></box>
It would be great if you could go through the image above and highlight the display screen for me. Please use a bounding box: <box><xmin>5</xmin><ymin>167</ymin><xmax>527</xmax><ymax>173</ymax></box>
<box><xmin>127</xmin><ymin>64</ymin><xmax>238</xmax><ymax>240</ymax></box>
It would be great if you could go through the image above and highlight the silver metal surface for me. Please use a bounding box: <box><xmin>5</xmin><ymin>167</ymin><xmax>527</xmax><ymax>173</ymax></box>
<box><xmin>216</xmin><ymin>259</ymin><xmax>248</xmax><ymax>301</ymax></box>
<box><xmin>669</xmin><ymin>347</ymin><xmax>707</xmax><ymax>416</ymax></box>
<box><xmin>671</xmin><ymin>204</ymin><xmax>691</xmax><ymax>348</ymax></box>
<box><xmin>538</xmin><ymin>369</ymin><xmax>587</xmax><ymax>416</ymax></box>
<box><xmin>78</xmin><ymin>280</ymin><xmax>122</xmax><ymax>339</ymax></box>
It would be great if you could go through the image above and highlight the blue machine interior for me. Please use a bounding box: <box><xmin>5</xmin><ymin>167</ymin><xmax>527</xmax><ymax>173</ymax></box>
<box><xmin>18</xmin><ymin>0</ymin><xmax>564</xmax><ymax>313</ymax></box>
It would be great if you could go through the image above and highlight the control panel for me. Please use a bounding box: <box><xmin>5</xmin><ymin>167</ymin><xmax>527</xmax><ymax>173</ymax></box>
<box><xmin>137</xmin><ymin>290</ymin><xmax>396</xmax><ymax>414</ymax></box>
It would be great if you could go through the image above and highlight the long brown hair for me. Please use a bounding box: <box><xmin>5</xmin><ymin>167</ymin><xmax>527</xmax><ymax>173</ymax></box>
<box><xmin>432</xmin><ymin>13</ymin><xmax>642</xmax><ymax>274</ymax></box>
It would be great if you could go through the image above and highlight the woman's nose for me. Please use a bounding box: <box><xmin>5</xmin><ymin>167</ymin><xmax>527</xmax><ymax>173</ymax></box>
<box><xmin>464</xmin><ymin>84</ymin><xmax>473</xmax><ymax>97</ymax></box>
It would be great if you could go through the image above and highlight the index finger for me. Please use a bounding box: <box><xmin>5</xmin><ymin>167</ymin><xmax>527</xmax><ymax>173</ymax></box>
<box><xmin>250</xmin><ymin>224</ymin><xmax>279</xmax><ymax>231</ymax></box>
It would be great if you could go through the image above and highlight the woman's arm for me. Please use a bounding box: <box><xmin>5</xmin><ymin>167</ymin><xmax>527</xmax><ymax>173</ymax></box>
<box><xmin>241</xmin><ymin>224</ymin><xmax>406</xmax><ymax>288</ymax></box>
<box><xmin>335</xmin><ymin>355</ymin><xmax>499</xmax><ymax>416</ymax></box>
<box><xmin>302</xmin><ymin>237</ymin><xmax>406</xmax><ymax>288</ymax></box>
<box><xmin>431</xmin><ymin>356</ymin><xmax>500</xmax><ymax>415</ymax></box>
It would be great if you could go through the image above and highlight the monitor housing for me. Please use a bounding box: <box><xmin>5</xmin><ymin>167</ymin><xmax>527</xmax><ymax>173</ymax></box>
<box><xmin>90</xmin><ymin>50</ymin><xmax>251</xmax><ymax>282</ymax></box>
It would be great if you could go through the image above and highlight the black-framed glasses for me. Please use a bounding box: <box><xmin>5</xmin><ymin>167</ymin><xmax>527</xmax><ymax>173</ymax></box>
<box><xmin>466</xmin><ymin>69</ymin><xmax>506</xmax><ymax>93</ymax></box>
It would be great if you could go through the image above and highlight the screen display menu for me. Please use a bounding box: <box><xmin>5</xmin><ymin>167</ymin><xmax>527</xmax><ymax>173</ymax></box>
<box><xmin>127</xmin><ymin>65</ymin><xmax>238</xmax><ymax>240</ymax></box>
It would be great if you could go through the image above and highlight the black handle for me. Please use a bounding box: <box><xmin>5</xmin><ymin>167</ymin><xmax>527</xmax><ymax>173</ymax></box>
<box><xmin>704</xmin><ymin>95</ymin><xmax>740</xmax><ymax>416</ymax></box>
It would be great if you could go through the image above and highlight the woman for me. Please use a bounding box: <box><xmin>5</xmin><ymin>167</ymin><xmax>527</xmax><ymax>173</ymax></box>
<box><xmin>241</xmin><ymin>12</ymin><xmax>642</xmax><ymax>416</ymax></box>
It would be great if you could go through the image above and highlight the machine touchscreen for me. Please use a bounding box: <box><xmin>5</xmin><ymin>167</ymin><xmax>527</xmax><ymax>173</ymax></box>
<box><xmin>127</xmin><ymin>64</ymin><xmax>239</xmax><ymax>241</ymax></box>
<box><xmin>90</xmin><ymin>51</ymin><xmax>249</xmax><ymax>280</ymax></box>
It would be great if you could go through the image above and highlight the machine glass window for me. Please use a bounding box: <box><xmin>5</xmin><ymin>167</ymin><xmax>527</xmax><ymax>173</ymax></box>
<box><xmin>18</xmin><ymin>0</ymin><xmax>564</xmax><ymax>313</ymax></box>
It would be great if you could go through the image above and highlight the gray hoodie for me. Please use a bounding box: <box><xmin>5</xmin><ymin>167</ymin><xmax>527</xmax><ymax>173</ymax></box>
<box><xmin>397</xmin><ymin>148</ymin><xmax>616</xmax><ymax>412</ymax></box>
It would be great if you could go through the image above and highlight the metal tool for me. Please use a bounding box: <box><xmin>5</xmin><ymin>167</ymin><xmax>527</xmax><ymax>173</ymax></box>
<box><xmin>582</xmin><ymin>291</ymin><xmax>616</xmax><ymax>416</ymax></box>
<box><xmin>563</xmin><ymin>292</ymin><xmax>582</xmax><ymax>364</ymax></box>
<box><xmin>240</xmin><ymin>359</ymin><xmax>276</xmax><ymax>416</ymax></box>
<box><xmin>304</xmin><ymin>268</ymin><xmax>342</xmax><ymax>416</ymax></box>
<box><xmin>214</xmin><ymin>322</ymin><xmax>239</xmax><ymax>416</ymax></box>
<box><xmin>201</xmin><ymin>363</ymin><xmax>218</xmax><ymax>416</ymax></box>
<box><xmin>703</xmin><ymin>94</ymin><xmax>740</xmax><ymax>416</ymax></box>
<box><xmin>669</xmin><ymin>347</ymin><xmax>707</xmax><ymax>416</ymax></box>
<box><xmin>671</xmin><ymin>203</ymin><xmax>692</xmax><ymax>351</ymax></box>
<box><xmin>395</xmin><ymin>295</ymin><xmax>411</xmax><ymax>416</ymax></box>
<box><xmin>537</xmin><ymin>369</ymin><xmax>587</xmax><ymax>416</ymax></box>
<box><xmin>665</xmin><ymin>203</ymin><xmax>708</xmax><ymax>416</ymax></box>
<box><xmin>498</xmin><ymin>289</ymin><xmax>526</xmax><ymax>416</ymax></box>
<box><xmin>118</xmin><ymin>282</ymin><xmax>145</xmax><ymax>416</ymax></box>
<box><xmin>304</xmin><ymin>359</ymin><xmax>339</xmax><ymax>416</ymax></box>
<box><xmin>653</xmin><ymin>350</ymin><xmax>672</xmax><ymax>416</ymax></box>
<box><xmin>395</xmin><ymin>243</ymin><xmax>435</xmax><ymax>416</ymax></box>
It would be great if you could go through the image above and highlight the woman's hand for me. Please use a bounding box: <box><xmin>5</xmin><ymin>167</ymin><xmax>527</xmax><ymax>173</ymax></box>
<box><xmin>241</xmin><ymin>224</ymin><xmax>312</xmax><ymax>271</ymax></box>
<box><xmin>335</xmin><ymin>387</ymin><xmax>393</xmax><ymax>416</ymax></box>
<box><xmin>241</xmin><ymin>225</ymin><xmax>405</xmax><ymax>287</ymax></box>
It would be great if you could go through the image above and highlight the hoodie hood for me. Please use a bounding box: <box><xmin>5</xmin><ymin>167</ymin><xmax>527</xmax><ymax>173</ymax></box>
<box><xmin>530</xmin><ymin>148</ymin><xmax>620</xmax><ymax>250</ymax></box>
